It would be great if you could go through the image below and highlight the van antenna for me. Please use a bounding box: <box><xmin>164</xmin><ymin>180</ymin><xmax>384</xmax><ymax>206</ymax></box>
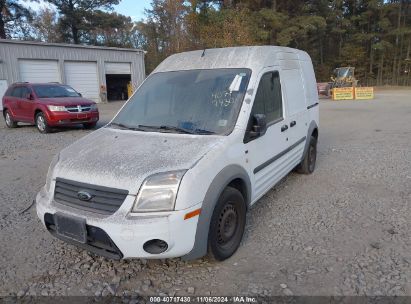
<box><xmin>201</xmin><ymin>49</ymin><xmax>206</xmax><ymax>57</ymax></box>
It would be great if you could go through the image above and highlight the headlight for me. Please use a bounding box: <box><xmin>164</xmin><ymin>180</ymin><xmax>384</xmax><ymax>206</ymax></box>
<box><xmin>90</xmin><ymin>104</ymin><xmax>98</xmax><ymax>111</ymax></box>
<box><xmin>45</xmin><ymin>154</ymin><xmax>59</xmax><ymax>192</ymax></box>
<box><xmin>47</xmin><ymin>105</ymin><xmax>66</xmax><ymax>112</ymax></box>
<box><xmin>132</xmin><ymin>170</ymin><xmax>186</xmax><ymax>212</ymax></box>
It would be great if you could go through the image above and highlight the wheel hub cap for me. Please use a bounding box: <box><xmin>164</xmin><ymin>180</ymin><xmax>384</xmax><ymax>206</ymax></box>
<box><xmin>217</xmin><ymin>205</ymin><xmax>238</xmax><ymax>244</ymax></box>
<box><xmin>37</xmin><ymin>116</ymin><xmax>45</xmax><ymax>131</ymax></box>
<box><xmin>5</xmin><ymin>113</ymin><xmax>11</xmax><ymax>126</ymax></box>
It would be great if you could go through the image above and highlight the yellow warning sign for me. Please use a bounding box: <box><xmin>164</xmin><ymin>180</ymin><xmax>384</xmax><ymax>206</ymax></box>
<box><xmin>332</xmin><ymin>87</ymin><xmax>354</xmax><ymax>100</ymax></box>
<box><xmin>355</xmin><ymin>87</ymin><xmax>374</xmax><ymax>100</ymax></box>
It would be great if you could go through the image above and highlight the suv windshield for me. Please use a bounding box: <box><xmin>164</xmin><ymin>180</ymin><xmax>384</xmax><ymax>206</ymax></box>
<box><xmin>33</xmin><ymin>85</ymin><xmax>81</xmax><ymax>98</ymax></box>
<box><xmin>111</xmin><ymin>69</ymin><xmax>251</xmax><ymax>135</ymax></box>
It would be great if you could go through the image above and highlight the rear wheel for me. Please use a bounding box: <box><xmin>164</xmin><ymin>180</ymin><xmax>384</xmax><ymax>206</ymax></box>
<box><xmin>35</xmin><ymin>112</ymin><xmax>51</xmax><ymax>134</ymax></box>
<box><xmin>4</xmin><ymin>110</ymin><xmax>18</xmax><ymax>128</ymax></box>
<box><xmin>297</xmin><ymin>136</ymin><xmax>317</xmax><ymax>174</ymax></box>
<box><xmin>208</xmin><ymin>187</ymin><xmax>246</xmax><ymax>261</ymax></box>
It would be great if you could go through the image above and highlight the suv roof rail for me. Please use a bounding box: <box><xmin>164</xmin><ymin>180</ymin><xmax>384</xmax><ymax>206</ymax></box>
<box><xmin>49</xmin><ymin>82</ymin><xmax>60</xmax><ymax>84</ymax></box>
<box><xmin>12</xmin><ymin>82</ymin><xmax>29</xmax><ymax>85</ymax></box>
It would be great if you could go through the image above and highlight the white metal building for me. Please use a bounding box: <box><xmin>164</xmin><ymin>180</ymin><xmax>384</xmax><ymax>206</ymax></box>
<box><xmin>0</xmin><ymin>40</ymin><xmax>145</xmax><ymax>108</ymax></box>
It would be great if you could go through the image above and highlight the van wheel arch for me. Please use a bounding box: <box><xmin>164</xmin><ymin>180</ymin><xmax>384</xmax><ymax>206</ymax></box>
<box><xmin>182</xmin><ymin>165</ymin><xmax>251</xmax><ymax>261</ymax></box>
<box><xmin>312</xmin><ymin>127</ymin><xmax>318</xmax><ymax>140</ymax></box>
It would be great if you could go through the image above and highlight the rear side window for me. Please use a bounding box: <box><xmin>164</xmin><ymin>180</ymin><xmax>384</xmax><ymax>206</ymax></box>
<box><xmin>10</xmin><ymin>87</ymin><xmax>22</xmax><ymax>98</ymax></box>
<box><xmin>10</xmin><ymin>86</ymin><xmax>29</xmax><ymax>98</ymax></box>
<box><xmin>252</xmin><ymin>71</ymin><xmax>283</xmax><ymax>124</ymax></box>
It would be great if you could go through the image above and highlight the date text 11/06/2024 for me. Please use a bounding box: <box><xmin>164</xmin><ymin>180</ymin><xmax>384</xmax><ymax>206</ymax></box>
<box><xmin>149</xmin><ymin>296</ymin><xmax>258</xmax><ymax>303</ymax></box>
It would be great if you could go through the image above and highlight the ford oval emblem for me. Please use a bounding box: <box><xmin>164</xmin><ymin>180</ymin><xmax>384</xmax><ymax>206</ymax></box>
<box><xmin>77</xmin><ymin>191</ymin><xmax>93</xmax><ymax>201</ymax></box>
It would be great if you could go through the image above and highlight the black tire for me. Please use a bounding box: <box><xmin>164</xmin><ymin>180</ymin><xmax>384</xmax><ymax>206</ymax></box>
<box><xmin>83</xmin><ymin>122</ymin><xmax>97</xmax><ymax>129</ymax></box>
<box><xmin>297</xmin><ymin>136</ymin><xmax>317</xmax><ymax>174</ymax></box>
<box><xmin>35</xmin><ymin>112</ymin><xmax>51</xmax><ymax>134</ymax></box>
<box><xmin>4</xmin><ymin>110</ymin><xmax>18</xmax><ymax>128</ymax></box>
<box><xmin>208</xmin><ymin>187</ymin><xmax>246</xmax><ymax>261</ymax></box>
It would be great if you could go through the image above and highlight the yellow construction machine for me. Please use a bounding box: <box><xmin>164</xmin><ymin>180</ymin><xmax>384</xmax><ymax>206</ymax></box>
<box><xmin>317</xmin><ymin>67</ymin><xmax>358</xmax><ymax>97</ymax></box>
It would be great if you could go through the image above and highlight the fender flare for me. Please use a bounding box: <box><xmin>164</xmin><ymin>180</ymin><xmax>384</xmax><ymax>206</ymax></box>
<box><xmin>301</xmin><ymin>120</ymin><xmax>318</xmax><ymax>162</ymax></box>
<box><xmin>182</xmin><ymin>164</ymin><xmax>251</xmax><ymax>261</ymax></box>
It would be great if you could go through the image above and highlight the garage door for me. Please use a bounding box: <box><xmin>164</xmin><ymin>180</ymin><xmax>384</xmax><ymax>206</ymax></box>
<box><xmin>64</xmin><ymin>61</ymin><xmax>99</xmax><ymax>102</ymax></box>
<box><xmin>19</xmin><ymin>60</ymin><xmax>60</xmax><ymax>83</ymax></box>
<box><xmin>105</xmin><ymin>62</ymin><xmax>131</xmax><ymax>75</ymax></box>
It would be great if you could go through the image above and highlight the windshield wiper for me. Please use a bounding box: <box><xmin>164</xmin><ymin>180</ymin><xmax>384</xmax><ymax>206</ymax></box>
<box><xmin>108</xmin><ymin>122</ymin><xmax>147</xmax><ymax>131</ymax></box>
<box><xmin>193</xmin><ymin>128</ymin><xmax>215</xmax><ymax>135</ymax></box>
<box><xmin>138</xmin><ymin>125</ymin><xmax>196</xmax><ymax>134</ymax></box>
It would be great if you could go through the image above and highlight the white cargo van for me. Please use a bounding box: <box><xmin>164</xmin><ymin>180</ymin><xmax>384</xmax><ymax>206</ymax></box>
<box><xmin>36</xmin><ymin>46</ymin><xmax>319</xmax><ymax>261</ymax></box>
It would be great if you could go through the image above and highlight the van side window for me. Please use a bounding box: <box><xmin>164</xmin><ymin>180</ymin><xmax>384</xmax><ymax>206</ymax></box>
<box><xmin>252</xmin><ymin>71</ymin><xmax>283</xmax><ymax>124</ymax></box>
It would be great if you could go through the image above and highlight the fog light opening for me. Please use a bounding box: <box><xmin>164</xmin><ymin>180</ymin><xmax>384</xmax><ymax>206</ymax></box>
<box><xmin>143</xmin><ymin>239</ymin><xmax>168</xmax><ymax>254</ymax></box>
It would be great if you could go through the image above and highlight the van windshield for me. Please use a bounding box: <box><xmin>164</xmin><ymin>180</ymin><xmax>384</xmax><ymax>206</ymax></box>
<box><xmin>110</xmin><ymin>69</ymin><xmax>251</xmax><ymax>135</ymax></box>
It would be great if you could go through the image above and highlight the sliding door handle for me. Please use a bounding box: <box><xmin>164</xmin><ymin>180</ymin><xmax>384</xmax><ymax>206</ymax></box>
<box><xmin>290</xmin><ymin>121</ymin><xmax>296</xmax><ymax>127</ymax></box>
<box><xmin>281</xmin><ymin>125</ymin><xmax>288</xmax><ymax>132</ymax></box>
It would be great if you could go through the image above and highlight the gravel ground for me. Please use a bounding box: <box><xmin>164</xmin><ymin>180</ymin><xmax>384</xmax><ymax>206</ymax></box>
<box><xmin>0</xmin><ymin>91</ymin><xmax>410</xmax><ymax>297</ymax></box>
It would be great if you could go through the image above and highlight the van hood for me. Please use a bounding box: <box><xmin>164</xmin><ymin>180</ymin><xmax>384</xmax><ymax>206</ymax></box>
<box><xmin>55</xmin><ymin>127</ymin><xmax>224</xmax><ymax>194</ymax></box>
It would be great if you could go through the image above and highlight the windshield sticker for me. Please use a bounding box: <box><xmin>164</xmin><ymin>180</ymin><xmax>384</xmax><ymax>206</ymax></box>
<box><xmin>218</xmin><ymin>120</ymin><xmax>228</xmax><ymax>127</ymax></box>
<box><xmin>229</xmin><ymin>74</ymin><xmax>243</xmax><ymax>92</ymax></box>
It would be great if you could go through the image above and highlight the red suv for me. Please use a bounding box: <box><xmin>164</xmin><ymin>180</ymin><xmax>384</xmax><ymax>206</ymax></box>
<box><xmin>2</xmin><ymin>82</ymin><xmax>99</xmax><ymax>133</ymax></box>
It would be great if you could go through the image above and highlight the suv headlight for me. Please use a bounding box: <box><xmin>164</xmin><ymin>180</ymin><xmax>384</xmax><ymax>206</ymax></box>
<box><xmin>132</xmin><ymin>170</ymin><xmax>186</xmax><ymax>212</ymax></box>
<box><xmin>90</xmin><ymin>104</ymin><xmax>98</xmax><ymax>111</ymax></box>
<box><xmin>47</xmin><ymin>105</ymin><xmax>66</xmax><ymax>112</ymax></box>
<box><xmin>45</xmin><ymin>153</ymin><xmax>59</xmax><ymax>192</ymax></box>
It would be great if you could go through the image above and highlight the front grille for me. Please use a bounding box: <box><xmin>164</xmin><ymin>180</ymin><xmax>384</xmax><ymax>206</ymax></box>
<box><xmin>65</xmin><ymin>105</ymin><xmax>91</xmax><ymax>112</ymax></box>
<box><xmin>54</xmin><ymin>178</ymin><xmax>128</xmax><ymax>215</ymax></box>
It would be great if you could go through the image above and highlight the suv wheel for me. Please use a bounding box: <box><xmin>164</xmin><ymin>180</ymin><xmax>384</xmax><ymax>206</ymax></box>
<box><xmin>35</xmin><ymin>112</ymin><xmax>51</xmax><ymax>134</ymax></box>
<box><xmin>4</xmin><ymin>110</ymin><xmax>18</xmax><ymax>128</ymax></box>
<box><xmin>297</xmin><ymin>136</ymin><xmax>317</xmax><ymax>174</ymax></box>
<box><xmin>208</xmin><ymin>187</ymin><xmax>246</xmax><ymax>261</ymax></box>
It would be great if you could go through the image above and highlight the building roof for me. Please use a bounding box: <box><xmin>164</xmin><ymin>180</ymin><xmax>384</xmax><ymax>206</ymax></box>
<box><xmin>153</xmin><ymin>46</ymin><xmax>311</xmax><ymax>74</ymax></box>
<box><xmin>0</xmin><ymin>39</ymin><xmax>144</xmax><ymax>53</ymax></box>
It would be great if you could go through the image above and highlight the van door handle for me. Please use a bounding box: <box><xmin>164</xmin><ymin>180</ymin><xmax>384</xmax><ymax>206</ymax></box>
<box><xmin>290</xmin><ymin>121</ymin><xmax>296</xmax><ymax>127</ymax></box>
<box><xmin>281</xmin><ymin>125</ymin><xmax>288</xmax><ymax>132</ymax></box>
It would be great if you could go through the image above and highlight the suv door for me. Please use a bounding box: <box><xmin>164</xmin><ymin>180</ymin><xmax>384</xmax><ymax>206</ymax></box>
<box><xmin>18</xmin><ymin>86</ymin><xmax>36</xmax><ymax>122</ymax></box>
<box><xmin>7</xmin><ymin>86</ymin><xmax>23</xmax><ymax>119</ymax></box>
<box><xmin>244</xmin><ymin>69</ymin><xmax>292</xmax><ymax>201</ymax></box>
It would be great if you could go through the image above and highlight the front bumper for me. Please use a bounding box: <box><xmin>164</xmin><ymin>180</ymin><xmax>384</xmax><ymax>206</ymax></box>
<box><xmin>36</xmin><ymin>186</ymin><xmax>200</xmax><ymax>259</ymax></box>
<box><xmin>46</xmin><ymin>111</ymin><xmax>99</xmax><ymax>126</ymax></box>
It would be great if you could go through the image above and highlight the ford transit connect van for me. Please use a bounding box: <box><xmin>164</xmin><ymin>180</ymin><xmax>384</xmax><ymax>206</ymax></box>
<box><xmin>36</xmin><ymin>46</ymin><xmax>319</xmax><ymax>261</ymax></box>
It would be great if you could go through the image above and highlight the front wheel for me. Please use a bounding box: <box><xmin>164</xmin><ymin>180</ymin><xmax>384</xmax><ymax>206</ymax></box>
<box><xmin>297</xmin><ymin>136</ymin><xmax>317</xmax><ymax>174</ymax></box>
<box><xmin>36</xmin><ymin>112</ymin><xmax>51</xmax><ymax>134</ymax></box>
<box><xmin>4</xmin><ymin>110</ymin><xmax>18</xmax><ymax>128</ymax></box>
<box><xmin>208</xmin><ymin>187</ymin><xmax>246</xmax><ymax>261</ymax></box>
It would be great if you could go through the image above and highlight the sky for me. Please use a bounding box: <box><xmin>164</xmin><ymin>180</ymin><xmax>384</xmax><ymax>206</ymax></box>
<box><xmin>25</xmin><ymin>0</ymin><xmax>152</xmax><ymax>21</ymax></box>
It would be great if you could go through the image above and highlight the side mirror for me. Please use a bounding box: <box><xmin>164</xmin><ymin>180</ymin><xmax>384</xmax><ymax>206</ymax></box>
<box><xmin>248</xmin><ymin>114</ymin><xmax>267</xmax><ymax>139</ymax></box>
<box><xmin>78</xmin><ymin>93</ymin><xmax>82</xmax><ymax>97</ymax></box>
<box><xmin>26</xmin><ymin>93</ymin><xmax>34</xmax><ymax>100</ymax></box>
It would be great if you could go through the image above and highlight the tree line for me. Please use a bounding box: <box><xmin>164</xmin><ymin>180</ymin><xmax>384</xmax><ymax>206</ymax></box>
<box><xmin>1</xmin><ymin>0</ymin><xmax>410</xmax><ymax>86</ymax></box>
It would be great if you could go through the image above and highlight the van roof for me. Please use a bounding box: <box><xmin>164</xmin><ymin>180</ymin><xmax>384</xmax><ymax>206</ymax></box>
<box><xmin>153</xmin><ymin>46</ymin><xmax>311</xmax><ymax>74</ymax></box>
